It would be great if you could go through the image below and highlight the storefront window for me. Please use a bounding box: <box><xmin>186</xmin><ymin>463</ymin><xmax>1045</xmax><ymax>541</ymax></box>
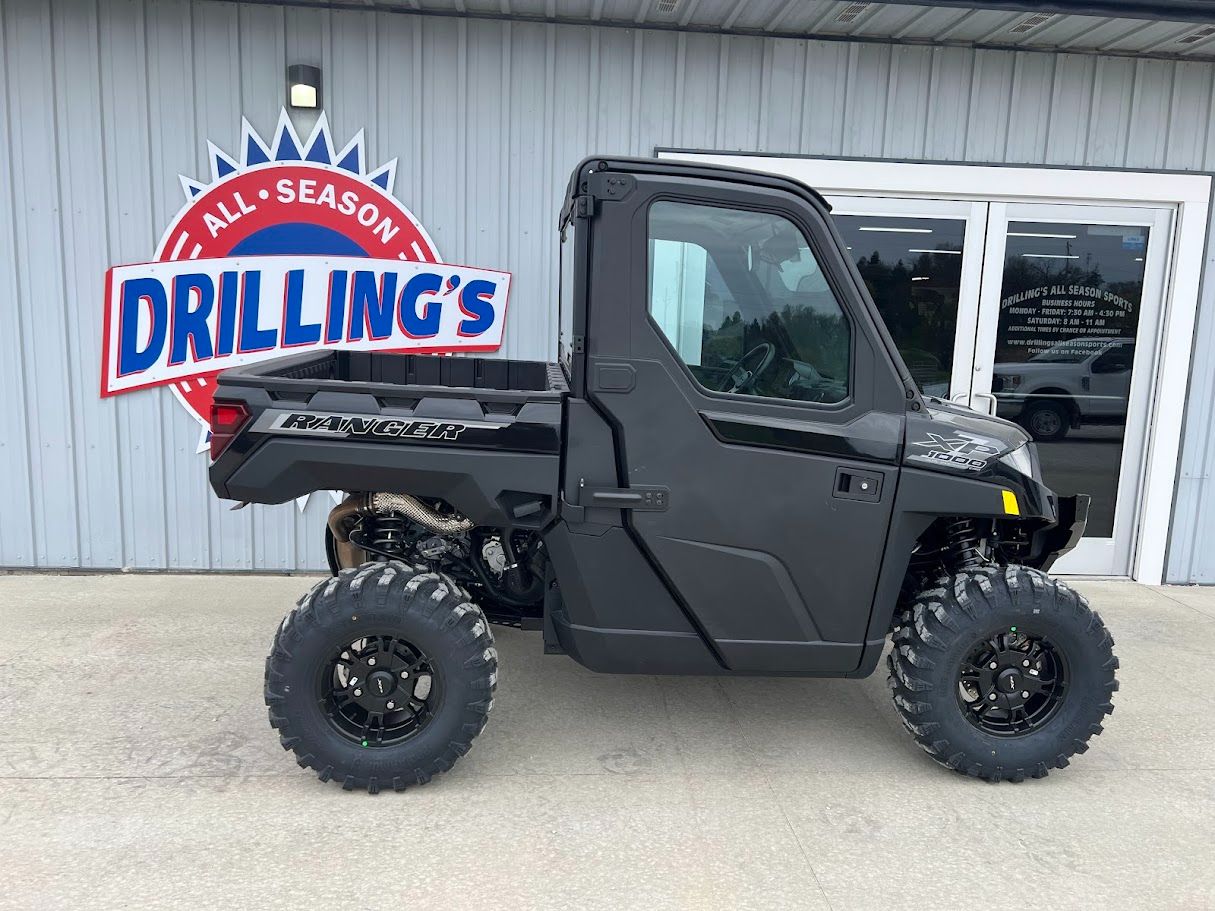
<box><xmin>993</xmin><ymin>221</ymin><xmax>1147</xmax><ymax>538</ymax></box>
<box><xmin>832</xmin><ymin>214</ymin><xmax>966</xmax><ymax>397</ymax></box>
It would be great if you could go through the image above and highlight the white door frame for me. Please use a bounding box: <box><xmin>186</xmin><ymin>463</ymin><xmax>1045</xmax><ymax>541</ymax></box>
<box><xmin>658</xmin><ymin>152</ymin><xmax>1212</xmax><ymax>585</ymax></box>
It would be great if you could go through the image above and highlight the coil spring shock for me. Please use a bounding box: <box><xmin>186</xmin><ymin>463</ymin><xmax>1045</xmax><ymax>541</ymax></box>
<box><xmin>362</xmin><ymin>514</ymin><xmax>410</xmax><ymax>561</ymax></box>
<box><xmin>945</xmin><ymin>517</ymin><xmax>984</xmax><ymax>571</ymax></box>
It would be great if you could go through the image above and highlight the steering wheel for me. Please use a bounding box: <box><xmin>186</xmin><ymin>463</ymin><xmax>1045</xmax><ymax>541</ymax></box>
<box><xmin>716</xmin><ymin>342</ymin><xmax>776</xmax><ymax>394</ymax></box>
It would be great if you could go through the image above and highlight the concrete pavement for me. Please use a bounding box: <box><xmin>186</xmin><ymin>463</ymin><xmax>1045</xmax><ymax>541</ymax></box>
<box><xmin>0</xmin><ymin>574</ymin><xmax>1212</xmax><ymax>910</ymax></box>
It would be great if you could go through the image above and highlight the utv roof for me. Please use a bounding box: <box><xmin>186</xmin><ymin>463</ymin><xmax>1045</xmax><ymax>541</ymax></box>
<box><xmin>564</xmin><ymin>155</ymin><xmax>832</xmax><ymax>214</ymax></box>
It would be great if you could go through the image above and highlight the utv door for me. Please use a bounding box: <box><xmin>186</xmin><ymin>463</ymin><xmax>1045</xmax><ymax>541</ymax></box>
<box><xmin>583</xmin><ymin>166</ymin><xmax>909</xmax><ymax>673</ymax></box>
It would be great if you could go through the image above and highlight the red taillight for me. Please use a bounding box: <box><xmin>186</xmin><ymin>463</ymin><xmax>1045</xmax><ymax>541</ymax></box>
<box><xmin>209</xmin><ymin>400</ymin><xmax>250</xmax><ymax>461</ymax></box>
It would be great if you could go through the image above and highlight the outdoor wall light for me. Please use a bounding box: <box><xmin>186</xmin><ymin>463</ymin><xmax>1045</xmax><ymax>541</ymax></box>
<box><xmin>287</xmin><ymin>64</ymin><xmax>322</xmax><ymax>109</ymax></box>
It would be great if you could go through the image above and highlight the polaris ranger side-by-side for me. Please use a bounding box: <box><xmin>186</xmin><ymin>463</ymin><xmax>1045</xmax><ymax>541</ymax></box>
<box><xmin>209</xmin><ymin>157</ymin><xmax>1117</xmax><ymax>791</ymax></box>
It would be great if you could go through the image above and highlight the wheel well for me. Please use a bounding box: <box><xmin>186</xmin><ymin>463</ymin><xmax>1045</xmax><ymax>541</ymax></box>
<box><xmin>895</xmin><ymin>517</ymin><xmax>977</xmax><ymax>619</ymax></box>
<box><xmin>894</xmin><ymin>515</ymin><xmax>1037</xmax><ymax>620</ymax></box>
<box><xmin>1025</xmin><ymin>388</ymin><xmax>1078</xmax><ymax>418</ymax></box>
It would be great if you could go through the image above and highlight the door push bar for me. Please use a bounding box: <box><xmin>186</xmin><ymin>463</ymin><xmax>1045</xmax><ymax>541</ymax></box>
<box><xmin>560</xmin><ymin>483</ymin><xmax>671</xmax><ymax>523</ymax></box>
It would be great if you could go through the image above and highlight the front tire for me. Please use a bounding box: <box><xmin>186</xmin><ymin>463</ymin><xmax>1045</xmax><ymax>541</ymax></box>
<box><xmin>265</xmin><ymin>561</ymin><xmax>497</xmax><ymax>792</ymax></box>
<box><xmin>888</xmin><ymin>566</ymin><xmax>1118</xmax><ymax>782</ymax></box>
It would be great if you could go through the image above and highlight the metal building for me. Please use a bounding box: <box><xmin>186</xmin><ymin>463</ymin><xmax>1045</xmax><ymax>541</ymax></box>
<box><xmin>3</xmin><ymin>0</ymin><xmax>1215</xmax><ymax>582</ymax></box>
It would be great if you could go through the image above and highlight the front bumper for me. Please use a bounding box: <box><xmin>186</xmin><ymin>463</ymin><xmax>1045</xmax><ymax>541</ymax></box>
<box><xmin>1026</xmin><ymin>494</ymin><xmax>1090</xmax><ymax>571</ymax></box>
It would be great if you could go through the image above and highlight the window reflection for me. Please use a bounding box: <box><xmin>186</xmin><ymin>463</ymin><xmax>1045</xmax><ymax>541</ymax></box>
<box><xmin>993</xmin><ymin>221</ymin><xmax>1147</xmax><ymax>538</ymax></box>
<box><xmin>831</xmin><ymin>215</ymin><xmax>965</xmax><ymax>396</ymax></box>
<box><xmin>647</xmin><ymin>201</ymin><xmax>851</xmax><ymax>405</ymax></box>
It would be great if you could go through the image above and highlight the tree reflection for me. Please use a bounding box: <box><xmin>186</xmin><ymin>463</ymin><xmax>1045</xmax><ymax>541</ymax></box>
<box><xmin>854</xmin><ymin>249</ymin><xmax>961</xmax><ymax>392</ymax></box>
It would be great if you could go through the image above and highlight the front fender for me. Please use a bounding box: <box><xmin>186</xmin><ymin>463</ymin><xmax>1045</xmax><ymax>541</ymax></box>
<box><xmin>853</xmin><ymin>469</ymin><xmax>1076</xmax><ymax>679</ymax></box>
<box><xmin>1025</xmin><ymin>494</ymin><xmax>1089</xmax><ymax>571</ymax></box>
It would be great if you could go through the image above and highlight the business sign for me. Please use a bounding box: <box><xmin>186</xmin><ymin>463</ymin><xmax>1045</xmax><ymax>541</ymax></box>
<box><xmin>100</xmin><ymin>111</ymin><xmax>511</xmax><ymax>438</ymax></box>
<box><xmin>998</xmin><ymin>283</ymin><xmax>1138</xmax><ymax>359</ymax></box>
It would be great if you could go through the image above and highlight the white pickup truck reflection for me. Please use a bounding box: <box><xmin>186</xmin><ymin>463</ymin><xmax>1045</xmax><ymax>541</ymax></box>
<box><xmin>992</xmin><ymin>338</ymin><xmax>1134</xmax><ymax>441</ymax></box>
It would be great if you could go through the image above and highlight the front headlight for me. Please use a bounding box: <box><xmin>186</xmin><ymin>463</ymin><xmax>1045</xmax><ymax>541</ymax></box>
<box><xmin>999</xmin><ymin>443</ymin><xmax>1035</xmax><ymax>478</ymax></box>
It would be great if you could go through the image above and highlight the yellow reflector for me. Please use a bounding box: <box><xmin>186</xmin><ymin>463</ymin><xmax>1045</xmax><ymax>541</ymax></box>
<box><xmin>1002</xmin><ymin>490</ymin><xmax>1020</xmax><ymax>516</ymax></box>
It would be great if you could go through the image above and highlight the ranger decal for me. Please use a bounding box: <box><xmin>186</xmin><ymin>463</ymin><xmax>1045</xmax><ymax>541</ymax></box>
<box><xmin>263</xmin><ymin>411</ymin><xmax>504</xmax><ymax>442</ymax></box>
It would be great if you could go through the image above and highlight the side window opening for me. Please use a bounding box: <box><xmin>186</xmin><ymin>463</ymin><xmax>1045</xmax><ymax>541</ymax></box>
<box><xmin>647</xmin><ymin>200</ymin><xmax>850</xmax><ymax>405</ymax></box>
<box><xmin>558</xmin><ymin>218</ymin><xmax>578</xmax><ymax>376</ymax></box>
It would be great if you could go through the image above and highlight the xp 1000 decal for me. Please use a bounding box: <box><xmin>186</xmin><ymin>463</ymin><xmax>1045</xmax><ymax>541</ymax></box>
<box><xmin>99</xmin><ymin>111</ymin><xmax>512</xmax><ymax>450</ymax></box>
<box><xmin>908</xmin><ymin>431</ymin><xmax>999</xmax><ymax>472</ymax></box>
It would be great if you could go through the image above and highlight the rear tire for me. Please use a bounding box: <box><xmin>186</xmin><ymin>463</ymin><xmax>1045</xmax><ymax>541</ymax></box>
<box><xmin>888</xmin><ymin>565</ymin><xmax>1117</xmax><ymax>782</ymax></box>
<box><xmin>265</xmin><ymin>561</ymin><xmax>497</xmax><ymax>792</ymax></box>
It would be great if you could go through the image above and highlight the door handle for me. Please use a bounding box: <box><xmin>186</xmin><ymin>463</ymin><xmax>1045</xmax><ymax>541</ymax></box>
<box><xmin>833</xmin><ymin>468</ymin><xmax>883</xmax><ymax>502</ymax></box>
<box><xmin>950</xmin><ymin>392</ymin><xmax>997</xmax><ymax>415</ymax></box>
<box><xmin>972</xmin><ymin>392</ymin><xmax>998</xmax><ymax>415</ymax></box>
<box><xmin>582</xmin><ymin>485</ymin><xmax>670</xmax><ymax>511</ymax></box>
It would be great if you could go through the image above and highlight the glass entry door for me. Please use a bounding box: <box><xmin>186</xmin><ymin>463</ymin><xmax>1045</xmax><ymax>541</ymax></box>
<box><xmin>826</xmin><ymin>197</ymin><xmax>986</xmax><ymax>401</ymax></box>
<box><xmin>830</xmin><ymin>195</ymin><xmax>1173</xmax><ymax>577</ymax></box>
<box><xmin>970</xmin><ymin>203</ymin><xmax>1173</xmax><ymax>576</ymax></box>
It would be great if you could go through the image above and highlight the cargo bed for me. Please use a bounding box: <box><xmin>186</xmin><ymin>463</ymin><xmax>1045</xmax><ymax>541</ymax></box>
<box><xmin>226</xmin><ymin>349</ymin><xmax>568</xmax><ymax>401</ymax></box>
<box><xmin>208</xmin><ymin>350</ymin><xmax>566</xmax><ymax>527</ymax></box>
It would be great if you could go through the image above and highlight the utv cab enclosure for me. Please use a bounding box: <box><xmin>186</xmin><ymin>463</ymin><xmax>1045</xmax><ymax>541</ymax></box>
<box><xmin>209</xmin><ymin>157</ymin><xmax>1117</xmax><ymax>791</ymax></box>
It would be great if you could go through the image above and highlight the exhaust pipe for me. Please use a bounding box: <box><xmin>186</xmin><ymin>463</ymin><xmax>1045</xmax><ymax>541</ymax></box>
<box><xmin>368</xmin><ymin>493</ymin><xmax>474</xmax><ymax>535</ymax></box>
<box><xmin>327</xmin><ymin>492</ymin><xmax>473</xmax><ymax>544</ymax></box>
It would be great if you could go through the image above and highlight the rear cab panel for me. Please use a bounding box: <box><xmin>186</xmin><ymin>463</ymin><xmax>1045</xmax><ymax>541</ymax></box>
<box><xmin>209</xmin><ymin>349</ymin><xmax>567</xmax><ymax>529</ymax></box>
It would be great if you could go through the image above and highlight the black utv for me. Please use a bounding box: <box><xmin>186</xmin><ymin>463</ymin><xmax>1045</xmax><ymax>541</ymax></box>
<box><xmin>209</xmin><ymin>157</ymin><xmax>1117</xmax><ymax>791</ymax></box>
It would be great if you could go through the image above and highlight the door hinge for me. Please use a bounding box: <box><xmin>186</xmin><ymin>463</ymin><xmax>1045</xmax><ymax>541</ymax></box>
<box><xmin>575</xmin><ymin>194</ymin><xmax>595</xmax><ymax>218</ymax></box>
<box><xmin>586</xmin><ymin>171</ymin><xmax>635</xmax><ymax>203</ymax></box>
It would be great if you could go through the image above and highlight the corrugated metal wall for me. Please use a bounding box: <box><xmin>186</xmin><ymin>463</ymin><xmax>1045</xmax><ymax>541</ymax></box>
<box><xmin>2</xmin><ymin>0</ymin><xmax>1214</xmax><ymax>579</ymax></box>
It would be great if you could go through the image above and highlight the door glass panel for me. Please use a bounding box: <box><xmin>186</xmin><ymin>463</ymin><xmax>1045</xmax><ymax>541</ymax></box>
<box><xmin>832</xmin><ymin>214</ymin><xmax>966</xmax><ymax>397</ymax></box>
<box><xmin>647</xmin><ymin>200</ymin><xmax>850</xmax><ymax>405</ymax></box>
<box><xmin>649</xmin><ymin>238</ymin><xmax>712</xmax><ymax>365</ymax></box>
<box><xmin>992</xmin><ymin>221</ymin><xmax>1148</xmax><ymax>538</ymax></box>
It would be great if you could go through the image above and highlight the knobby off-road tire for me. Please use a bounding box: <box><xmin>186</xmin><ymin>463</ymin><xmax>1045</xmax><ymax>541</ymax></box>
<box><xmin>265</xmin><ymin>561</ymin><xmax>497</xmax><ymax>792</ymax></box>
<box><xmin>888</xmin><ymin>565</ymin><xmax>1118</xmax><ymax>782</ymax></box>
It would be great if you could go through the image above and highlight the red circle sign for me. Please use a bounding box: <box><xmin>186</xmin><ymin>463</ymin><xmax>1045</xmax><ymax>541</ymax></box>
<box><xmin>153</xmin><ymin>163</ymin><xmax>441</xmax><ymax>428</ymax></box>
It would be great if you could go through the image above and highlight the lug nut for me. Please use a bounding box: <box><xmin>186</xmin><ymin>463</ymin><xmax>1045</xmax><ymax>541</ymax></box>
<box><xmin>1022</xmin><ymin>659</ymin><xmax>1030</xmax><ymax>667</ymax></box>
<box><xmin>989</xmin><ymin>662</ymin><xmax>998</xmax><ymax>670</ymax></box>
<box><xmin>386</xmin><ymin>701</ymin><xmax>395</xmax><ymax>710</ymax></box>
<box><xmin>1021</xmin><ymin>691</ymin><xmax>1030</xmax><ymax>698</ymax></box>
<box><xmin>988</xmin><ymin>694</ymin><xmax>997</xmax><ymax>701</ymax></box>
<box><xmin>400</xmin><ymin>671</ymin><xmax>409</xmax><ymax>678</ymax></box>
<box><xmin>368</xmin><ymin>657</ymin><xmax>377</xmax><ymax>666</ymax></box>
<box><xmin>353</xmin><ymin>688</ymin><xmax>362</xmax><ymax>697</ymax></box>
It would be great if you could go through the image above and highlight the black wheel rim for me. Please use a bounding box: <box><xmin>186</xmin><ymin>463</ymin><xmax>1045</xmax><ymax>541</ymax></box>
<box><xmin>318</xmin><ymin>634</ymin><xmax>439</xmax><ymax>747</ymax></box>
<box><xmin>957</xmin><ymin>628</ymin><xmax>1069</xmax><ymax>737</ymax></box>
